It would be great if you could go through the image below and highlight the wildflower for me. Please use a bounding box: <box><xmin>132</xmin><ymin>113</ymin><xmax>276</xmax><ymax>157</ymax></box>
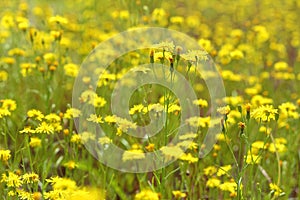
<box><xmin>269</xmin><ymin>183</ymin><xmax>284</xmax><ymax>197</ymax></box>
<box><xmin>0</xmin><ymin>150</ymin><xmax>11</xmax><ymax>162</ymax></box>
<box><xmin>145</xmin><ymin>143</ymin><xmax>155</xmax><ymax>152</ymax></box>
<box><xmin>217</xmin><ymin>165</ymin><xmax>232</xmax><ymax>176</ymax></box>
<box><xmin>98</xmin><ymin>136</ymin><xmax>112</xmax><ymax>145</ymax></box>
<box><xmin>186</xmin><ymin>116</ymin><xmax>210</xmax><ymax>128</ymax></box>
<box><xmin>259</xmin><ymin>126</ymin><xmax>271</xmax><ymax>135</ymax></box>
<box><xmin>19</xmin><ymin>126</ymin><xmax>36</xmax><ymax>134</ymax></box>
<box><xmin>0</xmin><ymin>107</ymin><xmax>11</xmax><ymax>118</ymax></box>
<box><xmin>116</xmin><ymin>117</ymin><xmax>137</xmax><ymax>132</ymax></box>
<box><xmin>160</xmin><ymin>146</ymin><xmax>184</xmax><ymax>160</ymax></box>
<box><xmin>22</xmin><ymin>172</ymin><xmax>39</xmax><ymax>184</ymax></box>
<box><xmin>206</xmin><ymin>177</ymin><xmax>221</xmax><ymax>188</ymax></box>
<box><xmin>35</xmin><ymin>122</ymin><xmax>54</xmax><ymax>134</ymax></box>
<box><xmin>180</xmin><ymin>153</ymin><xmax>198</xmax><ymax>163</ymax></box>
<box><xmin>64</xmin><ymin>63</ymin><xmax>79</xmax><ymax>77</ymax></box>
<box><xmin>198</xmin><ymin>38</ymin><xmax>213</xmax><ymax>53</ymax></box>
<box><xmin>87</xmin><ymin>114</ymin><xmax>104</xmax><ymax>124</ymax></box>
<box><xmin>217</xmin><ymin>105</ymin><xmax>231</xmax><ymax>115</ymax></box>
<box><xmin>1</xmin><ymin>172</ymin><xmax>23</xmax><ymax>187</ymax></box>
<box><xmin>203</xmin><ymin>166</ymin><xmax>217</xmax><ymax>176</ymax></box>
<box><xmin>172</xmin><ymin>190</ymin><xmax>186</xmax><ymax>198</ymax></box>
<box><xmin>80</xmin><ymin>131</ymin><xmax>95</xmax><ymax>143</ymax></box>
<box><xmin>46</xmin><ymin>176</ymin><xmax>77</xmax><ymax>191</ymax></box>
<box><xmin>179</xmin><ymin>132</ymin><xmax>197</xmax><ymax>140</ymax></box>
<box><xmin>17</xmin><ymin>190</ymin><xmax>32</xmax><ymax>200</ymax></box>
<box><xmin>193</xmin><ymin>98</ymin><xmax>208</xmax><ymax>107</ymax></box>
<box><xmin>92</xmin><ymin>96</ymin><xmax>107</xmax><ymax>108</ymax></box>
<box><xmin>219</xmin><ymin>181</ymin><xmax>237</xmax><ymax>194</ymax></box>
<box><xmin>238</xmin><ymin>122</ymin><xmax>246</xmax><ymax>134</ymax></box>
<box><xmin>245</xmin><ymin>151</ymin><xmax>261</xmax><ymax>164</ymax></box>
<box><xmin>27</xmin><ymin>109</ymin><xmax>44</xmax><ymax>121</ymax></box>
<box><xmin>250</xmin><ymin>95</ymin><xmax>273</xmax><ymax>107</ymax></box>
<box><xmin>71</xmin><ymin>134</ymin><xmax>82</xmax><ymax>144</ymax></box>
<box><xmin>0</xmin><ymin>70</ymin><xmax>8</xmax><ymax>81</ymax></box>
<box><xmin>48</xmin><ymin>15</ymin><xmax>68</xmax><ymax>24</ymax></box>
<box><xmin>230</xmin><ymin>49</ymin><xmax>244</xmax><ymax>60</ymax></box>
<box><xmin>129</xmin><ymin>104</ymin><xmax>145</xmax><ymax>115</ymax></box>
<box><xmin>152</xmin><ymin>41</ymin><xmax>175</xmax><ymax>52</ymax></box>
<box><xmin>104</xmin><ymin>115</ymin><xmax>117</xmax><ymax>124</ymax></box>
<box><xmin>245</xmin><ymin>103</ymin><xmax>251</xmax><ymax>120</ymax></box>
<box><xmin>167</xmin><ymin>104</ymin><xmax>181</xmax><ymax>113</ymax></box>
<box><xmin>63</xmin><ymin>161</ymin><xmax>77</xmax><ymax>170</ymax></box>
<box><xmin>274</xmin><ymin>61</ymin><xmax>288</xmax><ymax>71</ymax></box>
<box><xmin>122</xmin><ymin>149</ymin><xmax>145</xmax><ymax>162</ymax></box>
<box><xmin>45</xmin><ymin>113</ymin><xmax>61</xmax><ymax>123</ymax></box>
<box><xmin>0</xmin><ymin>99</ymin><xmax>17</xmax><ymax>111</ymax></box>
<box><xmin>251</xmin><ymin>105</ymin><xmax>278</xmax><ymax>122</ymax></box>
<box><xmin>268</xmin><ymin>141</ymin><xmax>287</xmax><ymax>153</ymax></box>
<box><xmin>134</xmin><ymin>189</ymin><xmax>160</xmax><ymax>200</ymax></box>
<box><xmin>181</xmin><ymin>50</ymin><xmax>208</xmax><ymax>62</ymax></box>
<box><xmin>29</xmin><ymin>137</ymin><xmax>41</xmax><ymax>148</ymax></box>
<box><xmin>279</xmin><ymin>102</ymin><xmax>298</xmax><ymax>119</ymax></box>
<box><xmin>32</xmin><ymin>192</ymin><xmax>42</xmax><ymax>200</ymax></box>
<box><xmin>64</xmin><ymin>108</ymin><xmax>81</xmax><ymax>119</ymax></box>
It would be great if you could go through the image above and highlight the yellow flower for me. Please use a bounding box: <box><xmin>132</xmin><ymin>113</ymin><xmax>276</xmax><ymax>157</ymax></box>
<box><xmin>87</xmin><ymin>114</ymin><xmax>104</xmax><ymax>124</ymax></box>
<box><xmin>145</xmin><ymin>143</ymin><xmax>155</xmax><ymax>152</ymax></box>
<box><xmin>250</xmin><ymin>95</ymin><xmax>273</xmax><ymax>107</ymax></box>
<box><xmin>48</xmin><ymin>15</ymin><xmax>68</xmax><ymax>24</ymax></box>
<box><xmin>98</xmin><ymin>136</ymin><xmax>112</xmax><ymax>145</ymax></box>
<box><xmin>0</xmin><ymin>70</ymin><xmax>8</xmax><ymax>81</ymax></box>
<box><xmin>29</xmin><ymin>137</ymin><xmax>41</xmax><ymax>148</ymax></box>
<box><xmin>179</xmin><ymin>132</ymin><xmax>197</xmax><ymax>140</ymax></box>
<box><xmin>104</xmin><ymin>115</ymin><xmax>117</xmax><ymax>124</ymax></box>
<box><xmin>27</xmin><ymin>109</ymin><xmax>44</xmax><ymax>121</ymax></box>
<box><xmin>203</xmin><ymin>166</ymin><xmax>217</xmax><ymax>176</ymax></box>
<box><xmin>0</xmin><ymin>99</ymin><xmax>16</xmax><ymax>111</ymax></box>
<box><xmin>71</xmin><ymin>134</ymin><xmax>82</xmax><ymax>144</ymax></box>
<box><xmin>64</xmin><ymin>161</ymin><xmax>78</xmax><ymax>170</ymax></box>
<box><xmin>219</xmin><ymin>181</ymin><xmax>237</xmax><ymax>194</ymax></box>
<box><xmin>193</xmin><ymin>98</ymin><xmax>208</xmax><ymax>107</ymax></box>
<box><xmin>274</xmin><ymin>61</ymin><xmax>288</xmax><ymax>71</ymax></box>
<box><xmin>172</xmin><ymin>190</ymin><xmax>186</xmax><ymax>198</ymax></box>
<box><xmin>269</xmin><ymin>183</ymin><xmax>284</xmax><ymax>197</ymax></box>
<box><xmin>217</xmin><ymin>105</ymin><xmax>231</xmax><ymax>115</ymax></box>
<box><xmin>180</xmin><ymin>153</ymin><xmax>198</xmax><ymax>163</ymax></box>
<box><xmin>116</xmin><ymin>117</ymin><xmax>137</xmax><ymax>132</ymax></box>
<box><xmin>64</xmin><ymin>108</ymin><xmax>81</xmax><ymax>119</ymax></box>
<box><xmin>206</xmin><ymin>177</ymin><xmax>221</xmax><ymax>188</ymax></box>
<box><xmin>122</xmin><ymin>149</ymin><xmax>145</xmax><ymax>162</ymax></box>
<box><xmin>245</xmin><ymin>151</ymin><xmax>261</xmax><ymax>164</ymax></box>
<box><xmin>91</xmin><ymin>96</ymin><xmax>107</xmax><ymax>108</ymax></box>
<box><xmin>170</xmin><ymin>16</ymin><xmax>184</xmax><ymax>24</ymax></box>
<box><xmin>134</xmin><ymin>189</ymin><xmax>159</xmax><ymax>200</ymax></box>
<box><xmin>251</xmin><ymin>105</ymin><xmax>278</xmax><ymax>122</ymax></box>
<box><xmin>22</xmin><ymin>172</ymin><xmax>39</xmax><ymax>184</ymax></box>
<box><xmin>129</xmin><ymin>104</ymin><xmax>145</xmax><ymax>115</ymax></box>
<box><xmin>217</xmin><ymin>165</ymin><xmax>232</xmax><ymax>176</ymax></box>
<box><xmin>0</xmin><ymin>150</ymin><xmax>11</xmax><ymax>162</ymax></box>
<box><xmin>64</xmin><ymin>63</ymin><xmax>79</xmax><ymax>77</ymax></box>
<box><xmin>186</xmin><ymin>116</ymin><xmax>210</xmax><ymax>128</ymax></box>
<box><xmin>1</xmin><ymin>172</ymin><xmax>22</xmax><ymax>188</ymax></box>
<box><xmin>160</xmin><ymin>146</ymin><xmax>184</xmax><ymax>160</ymax></box>
<box><xmin>35</xmin><ymin>122</ymin><xmax>54</xmax><ymax>134</ymax></box>
<box><xmin>46</xmin><ymin>176</ymin><xmax>77</xmax><ymax>191</ymax></box>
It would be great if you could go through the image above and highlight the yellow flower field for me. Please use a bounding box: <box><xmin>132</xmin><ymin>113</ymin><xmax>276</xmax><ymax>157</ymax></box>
<box><xmin>0</xmin><ymin>0</ymin><xmax>299</xmax><ymax>199</ymax></box>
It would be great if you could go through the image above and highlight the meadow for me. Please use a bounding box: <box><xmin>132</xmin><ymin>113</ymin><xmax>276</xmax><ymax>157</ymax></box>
<box><xmin>0</xmin><ymin>0</ymin><xmax>299</xmax><ymax>199</ymax></box>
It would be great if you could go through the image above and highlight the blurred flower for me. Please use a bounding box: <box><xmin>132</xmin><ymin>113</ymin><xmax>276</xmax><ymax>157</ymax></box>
<box><xmin>0</xmin><ymin>150</ymin><xmax>11</xmax><ymax>162</ymax></box>
<box><xmin>134</xmin><ymin>189</ymin><xmax>160</xmax><ymax>200</ymax></box>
